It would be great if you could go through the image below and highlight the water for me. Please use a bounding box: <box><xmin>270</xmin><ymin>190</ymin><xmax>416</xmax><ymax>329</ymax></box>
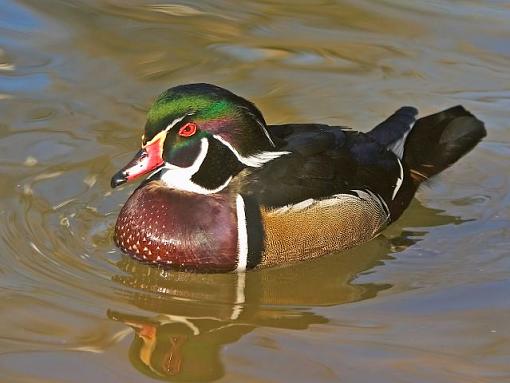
<box><xmin>1</xmin><ymin>1</ymin><xmax>509</xmax><ymax>381</ymax></box>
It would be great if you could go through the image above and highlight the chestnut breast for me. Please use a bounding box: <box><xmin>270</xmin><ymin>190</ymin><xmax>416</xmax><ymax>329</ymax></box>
<box><xmin>114</xmin><ymin>181</ymin><xmax>239</xmax><ymax>272</ymax></box>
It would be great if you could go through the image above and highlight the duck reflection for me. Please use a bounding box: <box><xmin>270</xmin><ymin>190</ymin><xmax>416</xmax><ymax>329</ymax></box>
<box><xmin>108</xmin><ymin>242</ymin><xmax>387</xmax><ymax>381</ymax></box>
<box><xmin>108</xmin><ymin>199</ymin><xmax>462</xmax><ymax>381</ymax></box>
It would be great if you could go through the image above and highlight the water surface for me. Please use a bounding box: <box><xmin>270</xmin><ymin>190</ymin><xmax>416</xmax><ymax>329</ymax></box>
<box><xmin>1</xmin><ymin>1</ymin><xmax>509</xmax><ymax>382</ymax></box>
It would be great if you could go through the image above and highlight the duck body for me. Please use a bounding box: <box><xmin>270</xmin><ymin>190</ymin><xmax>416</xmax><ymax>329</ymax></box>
<box><xmin>112</xmin><ymin>83</ymin><xmax>486</xmax><ymax>272</ymax></box>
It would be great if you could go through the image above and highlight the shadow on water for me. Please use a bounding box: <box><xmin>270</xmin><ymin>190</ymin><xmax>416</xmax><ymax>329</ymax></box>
<box><xmin>107</xmin><ymin>198</ymin><xmax>463</xmax><ymax>381</ymax></box>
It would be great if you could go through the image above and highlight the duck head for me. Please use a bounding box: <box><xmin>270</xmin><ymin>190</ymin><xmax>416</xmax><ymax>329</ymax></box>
<box><xmin>111</xmin><ymin>83</ymin><xmax>287</xmax><ymax>194</ymax></box>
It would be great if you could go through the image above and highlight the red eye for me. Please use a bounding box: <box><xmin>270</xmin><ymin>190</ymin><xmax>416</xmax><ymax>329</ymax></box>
<box><xmin>178</xmin><ymin>122</ymin><xmax>197</xmax><ymax>137</ymax></box>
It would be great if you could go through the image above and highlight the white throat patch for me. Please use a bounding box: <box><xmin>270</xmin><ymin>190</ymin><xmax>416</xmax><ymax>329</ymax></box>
<box><xmin>158</xmin><ymin>137</ymin><xmax>232</xmax><ymax>194</ymax></box>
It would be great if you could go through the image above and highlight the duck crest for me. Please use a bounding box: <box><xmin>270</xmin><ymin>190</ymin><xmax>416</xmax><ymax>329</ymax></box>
<box><xmin>111</xmin><ymin>84</ymin><xmax>486</xmax><ymax>272</ymax></box>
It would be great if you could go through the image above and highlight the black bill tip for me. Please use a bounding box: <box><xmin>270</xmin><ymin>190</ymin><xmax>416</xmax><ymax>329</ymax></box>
<box><xmin>111</xmin><ymin>171</ymin><xmax>128</xmax><ymax>188</ymax></box>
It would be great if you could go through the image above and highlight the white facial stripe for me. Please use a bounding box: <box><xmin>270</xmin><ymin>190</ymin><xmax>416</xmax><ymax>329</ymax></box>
<box><xmin>166</xmin><ymin>115</ymin><xmax>187</xmax><ymax>130</ymax></box>
<box><xmin>238</xmin><ymin>105</ymin><xmax>276</xmax><ymax>148</ymax></box>
<box><xmin>235</xmin><ymin>194</ymin><xmax>248</xmax><ymax>272</ymax></box>
<box><xmin>158</xmin><ymin>137</ymin><xmax>233</xmax><ymax>194</ymax></box>
<box><xmin>143</xmin><ymin>115</ymin><xmax>190</xmax><ymax>147</ymax></box>
<box><xmin>392</xmin><ymin>158</ymin><xmax>404</xmax><ymax>200</ymax></box>
<box><xmin>164</xmin><ymin>137</ymin><xmax>208</xmax><ymax>172</ymax></box>
<box><xmin>213</xmin><ymin>134</ymin><xmax>290</xmax><ymax>167</ymax></box>
<box><xmin>254</xmin><ymin>119</ymin><xmax>276</xmax><ymax>148</ymax></box>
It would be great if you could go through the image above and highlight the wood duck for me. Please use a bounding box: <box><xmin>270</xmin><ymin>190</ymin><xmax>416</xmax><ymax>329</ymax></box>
<box><xmin>111</xmin><ymin>83</ymin><xmax>486</xmax><ymax>272</ymax></box>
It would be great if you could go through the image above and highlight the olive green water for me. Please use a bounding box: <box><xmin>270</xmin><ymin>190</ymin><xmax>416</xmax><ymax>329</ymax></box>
<box><xmin>1</xmin><ymin>1</ymin><xmax>510</xmax><ymax>382</ymax></box>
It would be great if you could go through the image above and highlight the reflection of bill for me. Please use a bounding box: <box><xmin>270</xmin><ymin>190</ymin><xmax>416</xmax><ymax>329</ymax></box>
<box><xmin>108</xmin><ymin>204</ymin><xmax>459</xmax><ymax>381</ymax></box>
<box><xmin>109</xmin><ymin>310</ymin><xmax>251</xmax><ymax>381</ymax></box>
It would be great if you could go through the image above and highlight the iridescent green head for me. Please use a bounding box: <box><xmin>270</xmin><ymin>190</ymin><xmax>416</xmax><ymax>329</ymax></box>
<box><xmin>144</xmin><ymin>83</ymin><xmax>273</xmax><ymax>154</ymax></box>
<box><xmin>111</xmin><ymin>83</ymin><xmax>288</xmax><ymax>193</ymax></box>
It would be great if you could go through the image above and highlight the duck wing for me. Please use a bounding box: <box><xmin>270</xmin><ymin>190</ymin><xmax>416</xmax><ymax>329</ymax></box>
<box><xmin>237</xmin><ymin>122</ymin><xmax>403</xmax><ymax>212</ymax></box>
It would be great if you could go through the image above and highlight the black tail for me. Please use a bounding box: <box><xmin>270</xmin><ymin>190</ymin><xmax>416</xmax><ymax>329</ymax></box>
<box><xmin>403</xmin><ymin>105</ymin><xmax>486</xmax><ymax>184</ymax></box>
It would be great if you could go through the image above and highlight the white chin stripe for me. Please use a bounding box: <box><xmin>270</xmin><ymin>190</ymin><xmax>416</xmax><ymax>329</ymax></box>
<box><xmin>158</xmin><ymin>137</ymin><xmax>232</xmax><ymax>194</ymax></box>
<box><xmin>213</xmin><ymin>134</ymin><xmax>290</xmax><ymax>168</ymax></box>
<box><xmin>235</xmin><ymin>194</ymin><xmax>248</xmax><ymax>272</ymax></box>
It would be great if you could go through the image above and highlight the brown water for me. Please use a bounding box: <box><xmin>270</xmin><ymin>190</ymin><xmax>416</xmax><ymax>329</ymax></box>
<box><xmin>1</xmin><ymin>1</ymin><xmax>510</xmax><ymax>382</ymax></box>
